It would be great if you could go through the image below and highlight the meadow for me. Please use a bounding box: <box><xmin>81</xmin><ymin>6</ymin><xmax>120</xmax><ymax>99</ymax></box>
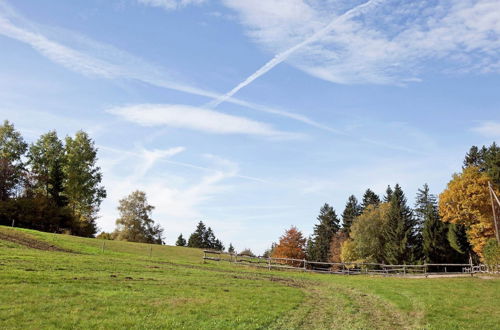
<box><xmin>0</xmin><ymin>225</ymin><xmax>499</xmax><ymax>329</ymax></box>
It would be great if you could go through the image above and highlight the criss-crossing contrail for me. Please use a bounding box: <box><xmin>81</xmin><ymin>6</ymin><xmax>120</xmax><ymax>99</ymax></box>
<box><xmin>208</xmin><ymin>0</ymin><xmax>385</xmax><ymax>108</ymax></box>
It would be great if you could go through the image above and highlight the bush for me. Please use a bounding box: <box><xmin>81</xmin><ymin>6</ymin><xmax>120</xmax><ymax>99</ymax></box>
<box><xmin>483</xmin><ymin>239</ymin><xmax>500</xmax><ymax>272</ymax></box>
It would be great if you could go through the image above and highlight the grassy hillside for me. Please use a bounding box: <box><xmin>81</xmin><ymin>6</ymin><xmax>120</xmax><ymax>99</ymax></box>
<box><xmin>1</xmin><ymin>226</ymin><xmax>499</xmax><ymax>329</ymax></box>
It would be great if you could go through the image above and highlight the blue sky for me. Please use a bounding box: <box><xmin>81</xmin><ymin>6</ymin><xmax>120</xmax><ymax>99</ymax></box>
<box><xmin>1</xmin><ymin>0</ymin><xmax>499</xmax><ymax>253</ymax></box>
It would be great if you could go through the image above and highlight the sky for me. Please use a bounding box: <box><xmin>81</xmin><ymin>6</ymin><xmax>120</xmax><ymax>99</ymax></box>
<box><xmin>1</xmin><ymin>0</ymin><xmax>499</xmax><ymax>253</ymax></box>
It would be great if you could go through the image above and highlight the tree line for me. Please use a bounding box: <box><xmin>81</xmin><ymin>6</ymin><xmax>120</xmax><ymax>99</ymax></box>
<box><xmin>0</xmin><ymin>120</ymin><xmax>106</xmax><ymax>236</ymax></box>
<box><xmin>269</xmin><ymin>143</ymin><xmax>500</xmax><ymax>267</ymax></box>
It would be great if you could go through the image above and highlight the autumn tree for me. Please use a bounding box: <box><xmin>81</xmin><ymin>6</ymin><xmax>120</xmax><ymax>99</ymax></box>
<box><xmin>113</xmin><ymin>190</ymin><xmax>164</xmax><ymax>244</ymax></box>
<box><xmin>439</xmin><ymin>166</ymin><xmax>498</xmax><ymax>258</ymax></box>
<box><xmin>272</xmin><ymin>226</ymin><xmax>306</xmax><ymax>263</ymax></box>
<box><xmin>329</xmin><ymin>231</ymin><xmax>348</xmax><ymax>263</ymax></box>
<box><xmin>64</xmin><ymin>131</ymin><xmax>106</xmax><ymax>236</ymax></box>
<box><xmin>308</xmin><ymin>203</ymin><xmax>340</xmax><ymax>262</ymax></box>
<box><xmin>361</xmin><ymin>189</ymin><xmax>380</xmax><ymax>212</ymax></box>
<box><xmin>0</xmin><ymin>120</ymin><xmax>27</xmax><ymax>201</ymax></box>
<box><xmin>176</xmin><ymin>234</ymin><xmax>187</xmax><ymax>246</ymax></box>
<box><xmin>383</xmin><ymin>184</ymin><xmax>416</xmax><ymax>264</ymax></box>
<box><xmin>341</xmin><ymin>195</ymin><xmax>361</xmax><ymax>234</ymax></box>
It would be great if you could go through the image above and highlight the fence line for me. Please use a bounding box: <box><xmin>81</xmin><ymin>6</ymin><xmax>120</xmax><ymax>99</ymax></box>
<box><xmin>202</xmin><ymin>250</ymin><xmax>499</xmax><ymax>276</ymax></box>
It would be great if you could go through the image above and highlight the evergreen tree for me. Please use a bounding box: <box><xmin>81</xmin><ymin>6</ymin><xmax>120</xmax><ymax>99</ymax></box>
<box><xmin>27</xmin><ymin>131</ymin><xmax>67</xmax><ymax>206</ymax></box>
<box><xmin>341</xmin><ymin>195</ymin><xmax>361</xmax><ymax>234</ymax></box>
<box><xmin>0</xmin><ymin>120</ymin><xmax>28</xmax><ymax>201</ymax></box>
<box><xmin>361</xmin><ymin>189</ymin><xmax>380</xmax><ymax>211</ymax></box>
<box><xmin>228</xmin><ymin>243</ymin><xmax>235</xmax><ymax>254</ymax></box>
<box><xmin>176</xmin><ymin>234</ymin><xmax>187</xmax><ymax>246</ymax></box>
<box><xmin>383</xmin><ymin>184</ymin><xmax>416</xmax><ymax>264</ymax></box>
<box><xmin>383</xmin><ymin>185</ymin><xmax>393</xmax><ymax>202</ymax></box>
<box><xmin>447</xmin><ymin>223</ymin><xmax>473</xmax><ymax>261</ymax></box>
<box><xmin>415</xmin><ymin>184</ymin><xmax>453</xmax><ymax>263</ymax></box>
<box><xmin>309</xmin><ymin>203</ymin><xmax>340</xmax><ymax>262</ymax></box>
<box><xmin>113</xmin><ymin>190</ymin><xmax>164</xmax><ymax>244</ymax></box>
<box><xmin>187</xmin><ymin>221</ymin><xmax>206</xmax><ymax>248</ymax></box>
<box><xmin>64</xmin><ymin>131</ymin><xmax>106</xmax><ymax>236</ymax></box>
<box><xmin>463</xmin><ymin>143</ymin><xmax>500</xmax><ymax>185</ymax></box>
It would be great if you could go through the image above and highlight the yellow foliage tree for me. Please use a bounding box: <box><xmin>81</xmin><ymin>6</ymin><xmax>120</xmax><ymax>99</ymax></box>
<box><xmin>439</xmin><ymin>166</ymin><xmax>499</xmax><ymax>258</ymax></box>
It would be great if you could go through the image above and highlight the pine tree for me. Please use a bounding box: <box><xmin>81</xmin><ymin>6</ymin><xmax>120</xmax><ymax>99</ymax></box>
<box><xmin>383</xmin><ymin>184</ymin><xmax>416</xmax><ymax>264</ymax></box>
<box><xmin>415</xmin><ymin>184</ymin><xmax>452</xmax><ymax>263</ymax></box>
<box><xmin>361</xmin><ymin>189</ymin><xmax>380</xmax><ymax>211</ymax></box>
<box><xmin>309</xmin><ymin>203</ymin><xmax>340</xmax><ymax>262</ymax></box>
<box><xmin>383</xmin><ymin>185</ymin><xmax>393</xmax><ymax>202</ymax></box>
<box><xmin>176</xmin><ymin>234</ymin><xmax>187</xmax><ymax>246</ymax></box>
<box><xmin>228</xmin><ymin>243</ymin><xmax>235</xmax><ymax>254</ymax></box>
<box><xmin>341</xmin><ymin>195</ymin><xmax>361</xmax><ymax>234</ymax></box>
<box><xmin>187</xmin><ymin>221</ymin><xmax>206</xmax><ymax>248</ymax></box>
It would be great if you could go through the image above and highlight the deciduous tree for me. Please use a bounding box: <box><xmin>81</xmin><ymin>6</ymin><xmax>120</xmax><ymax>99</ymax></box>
<box><xmin>272</xmin><ymin>226</ymin><xmax>306</xmax><ymax>262</ymax></box>
<box><xmin>0</xmin><ymin>120</ymin><xmax>27</xmax><ymax>201</ymax></box>
<box><xmin>439</xmin><ymin>166</ymin><xmax>498</xmax><ymax>258</ymax></box>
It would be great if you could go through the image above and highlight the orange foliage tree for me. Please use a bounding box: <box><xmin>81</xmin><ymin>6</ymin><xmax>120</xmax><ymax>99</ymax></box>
<box><xmin>439</xmin><ymin>166</ymin><xmax>499</xmax><ymax>258</ymax></box>
<box><xmin>272</xmin><ymin>226</ymin><xmax>306</xmax><ymax>264</ymax></box>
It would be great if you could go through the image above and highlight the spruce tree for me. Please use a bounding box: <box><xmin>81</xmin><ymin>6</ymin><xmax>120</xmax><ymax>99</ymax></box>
<box><xmin>228</xmin><ymin>243</ymin><xmax>235</xmax><ymax>254</ymax></box>
<box><xmin>383</xmin><ymin>185</ymin><xmax>393</xmax><ymax>202</ymax></box>
<box><xmin>383</xmin><ymin>184</ymin><xmax>416</xmax><ymax>264</ymax></box>
<box><xmin>187</xmin><ymin>221</ymin><xmax>206</xmax><ymax>248</ymax></box>
<box><xmin>309</xmin><ymin>203</ymin><xmax>340</xmax><ymax>262</ymax></box>
<box><xmin>341</xmin><ymin>195</ymin><xmax>361</xmax><ymax>234</ymax></box>
<box><xmin>361</xmin><ymin>189</ymin><xmax>380</xmax><ymax>211</ymax></box>
<box><xmin>176</xmin><ymin>234</ymin><xmax>187</xmax><ymax>246</ymax></box>
<box><xmin>415</xmin><ymin>184</ymin><xmax>451</xmax><ymax>263</ymax></box>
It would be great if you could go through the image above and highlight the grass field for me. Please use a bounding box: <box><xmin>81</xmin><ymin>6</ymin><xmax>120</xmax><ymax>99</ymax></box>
<box><xmin>1</xmin><ymin>225</ymin><xmax>499</xmax><ymax>329</ymax></box>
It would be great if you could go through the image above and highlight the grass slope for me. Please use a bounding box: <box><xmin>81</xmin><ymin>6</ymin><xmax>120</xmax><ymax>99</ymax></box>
<box><xmin>1</xmin><ymin>226</ymin><xmax>499</xmax><ymax>329</ymax></box>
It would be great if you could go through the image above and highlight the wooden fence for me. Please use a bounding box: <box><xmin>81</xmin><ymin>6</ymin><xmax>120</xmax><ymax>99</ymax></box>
<box><xmin>202</xmin><ymin>250</ymin><xmax>498</xmax><ymax>276</ymax></box>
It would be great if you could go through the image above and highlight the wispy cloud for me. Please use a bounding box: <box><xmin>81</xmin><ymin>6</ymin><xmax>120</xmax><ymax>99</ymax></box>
<box><xmin>137</xmin><ymin>0</ymin><xmax>206</xmax><ymax>11</ymax></box>
<box><xmin>223</xmin><ymin>0</ymin><xmax>500</xmax><ymax>85</ymax></box>
<box><xmin>0</xmin><ymin>0</ymin><xmax>337</xmax><ymax>133</ymax></box>
<box><xmin>107</xmin><ymin>103</ymin><xmax>301</xmax><ymax>139</ymax></box>
<box><xmin>209</xmin><ymin>0</ymin><xmax>384</xmax><ymax>107</ymax></box>
<box><xmin>471</xmin><ymin>121</ymin><xmax>500</xmax><ymax>138</ymax></box>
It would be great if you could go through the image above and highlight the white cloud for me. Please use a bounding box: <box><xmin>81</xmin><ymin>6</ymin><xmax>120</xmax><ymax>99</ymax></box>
<box><xmin>107</xmin><ymin>103</ymin><xmax>301</xmax><ymax>138</ymax></box>
<box><xmin>471</xmin><ymin>121</ymin><xmax>500</xmax><ymax>138</ymax></box>
<box><xmin>222</xmin><ymin>0</ymin><xmax>500</xmax><ymax>85</ymax></box>
<box><xmin>0</xmin><ymin>1</ymin><xmax>336</xmax><ymax>133</ymax></box>
<box><xmin>137</xmin><ymin>0</ymin><xmax>206</xmax><ymax>11</ymax></box>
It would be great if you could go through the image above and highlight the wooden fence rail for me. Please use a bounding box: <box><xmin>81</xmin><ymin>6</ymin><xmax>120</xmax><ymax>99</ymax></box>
<box><xmin>202</xmin><ymin>250</ymin><xmax>499</xmax><ymax>276</ymax></box>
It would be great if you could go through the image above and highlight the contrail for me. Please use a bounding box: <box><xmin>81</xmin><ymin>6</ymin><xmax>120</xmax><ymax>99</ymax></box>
<box><xmin>208</xmin><ymin>0</ymin><xmax>385</xmax><ymax>108</ymax></box>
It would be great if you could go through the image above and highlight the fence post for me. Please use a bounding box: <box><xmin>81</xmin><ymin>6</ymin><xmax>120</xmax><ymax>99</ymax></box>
<box><xmin>11</xmin><ymin>219</ymin><xmax>15</xmax><ymax>227</ymax></box>
<box><xmin>268</xmin><ymin>258</ymin><xmax>271</xmax><ymax>270</ymax></box>
<box><xmin>303</xmin><ymin>259</ymin><xmax>307</xmax><ymax>271</ymax></box>
<box><xmin>101</xmin><ymin>241</ymin><xmax>105</xmax><ymax>253</ymax></box>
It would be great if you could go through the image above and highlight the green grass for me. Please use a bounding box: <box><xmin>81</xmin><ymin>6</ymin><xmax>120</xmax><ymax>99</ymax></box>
<box><xmin>1</xmin><ymin>226</ymin><xmax>499</xmax><ymax>329</ymax></box>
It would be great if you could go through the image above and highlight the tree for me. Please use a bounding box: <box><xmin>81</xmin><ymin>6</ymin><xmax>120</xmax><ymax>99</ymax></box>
<box><xmin>361</xmin><ymin>189</ymin><xmax>380</xmax><ymax>211</ymax></box>
<box><xmin>308</xmin><ymin>203</ymin><xmax>340</xmax><ymax>262</ymax></box>
<box><xmin>228</xmin><ymin>243</ymin><xmax>235</xmax><ymax>254</ymax></box>
<box><xmin>341</xmin><ymin>195</ymin><xmax>361</xmax><ymax>234</ymax></box>
<box><xmin>0</xmin><ymin>120</ymin><xmax>27</xmax><ymax>201</ymax></box>
<box><xmin>113</xmin><ymin>190</ymin><xmax>164</xmax><ymax>244</ymax></box>
<box><xmin>383</xmin><ymin>185</ymin><xmax>393</xmax><ymax>202</ymax></box>
<box><xmin>262</xmin><ymin>242</ymin><xmax>276</xmax><ymax>258</ymax></box>
<box><xmin>464</xmin><ymin>143</ymin><xmax>500</xmax><ymax>185</ymax></box>
<box><xmin>64</xmin><ymin>131</ymin><xmax>106</xmax><ymax>236</ymax></box>
<box><xmin>383</xmin><ymin>184</ymin><xmax>416</xmax><ymax>264</ymax></box>
<box><xmin>27</xmin><ymin>131</ymin><xmax>67</xmax><ymax>206</ymax></box>
<box><xmin>416</xmin><ymin>184</ymin><xmax>457</xmax><ymax>263</ymax></box>
<box><xmin>439</xmin><ymin>166</ymin><xmax>498</xmax><ymax>258</ymax></box>
<box><xmin>272</xmin><ymin>226</ymin><xmax>306</xmax><ymax>263</ymax></box>
<box><xmin>329</xmin><ymin>231</ymin><xmax>348</xmax><ymax>263</ymax></box>
<box><xmin>239</xmin><ymin>248</ymin><xmax>255</xmax><ymax>257</ymax></box>
<box><xmin>187</xmin><ymin>221</ymin><xmax>224</xmax><ymax>250</ymax></box>
<box><xmin>341</xmin><ymin>204</ymin><xmax>389</xmax><ymax>263</ymax></box>
<box><xmin>176</xmin><ymin>234</ymin><xmax>187</xmax><ymax>246</ymax></box>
